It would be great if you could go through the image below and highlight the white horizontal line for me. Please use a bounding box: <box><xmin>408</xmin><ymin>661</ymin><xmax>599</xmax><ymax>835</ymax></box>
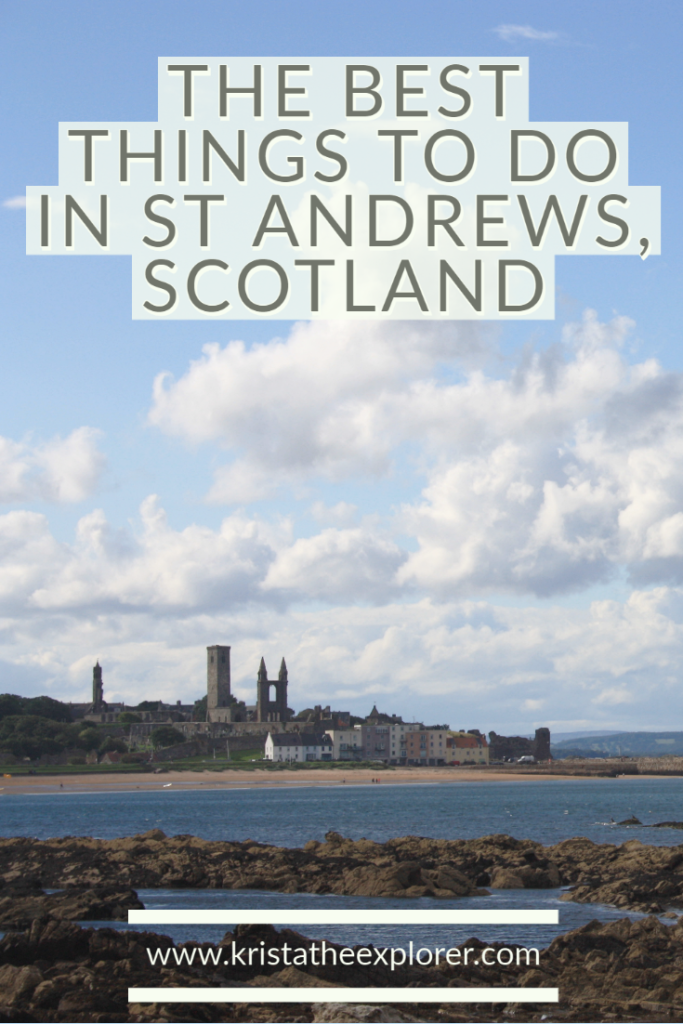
<box><xmin>129</xmin><ymin>986</ymin><xmax>560</xmax><ymax>1004</ymax></box>
<box><xmin>129</xmin><ymin>909</ymin><xmax>559</xmax><ymax>925</ymax></box>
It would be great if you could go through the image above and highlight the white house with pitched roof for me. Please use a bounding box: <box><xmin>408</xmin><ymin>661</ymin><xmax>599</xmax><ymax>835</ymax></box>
<box><xmin>265</xmin><ymin>732</ymin><xmax>333</xmax><ymax>762</ymax></box>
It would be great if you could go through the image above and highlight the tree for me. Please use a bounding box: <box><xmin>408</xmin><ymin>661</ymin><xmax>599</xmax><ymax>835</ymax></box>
<box><xmin>150</xmin><ymin>726</ymin><xmax>184</xmax><ymax>749</ymax></box>
<box><xmin>22</xmin><ymin>696</ymin><xmax>73</xmax><ymax>722</ymax></box>
<box><xmin>0</xmin><ymin>715</ymin><xmax>82</xmax><ymax>759</ymax></box>
<box><xmin>193</xmin><ymin>695</ymin><xmax>207</xmax><ymax>721</ymax></box>
<box><xmin>0</xmin><ymin>695</ymin><xmax>24</xmax><ymax>720</ymax></box>
<box><xmin>0</xmin><ymin>694</ymin><xmax>73</xmax><ymax>723</ymax></box>
<box><xmin>118</xmin><ymin>712</ymin><xmax>141</xmax><ymax>724</ymax></box>
<box><xmin>77</xmin><ymin>727</ymin><xmax>101</xmax><ymax>751</ymax></box>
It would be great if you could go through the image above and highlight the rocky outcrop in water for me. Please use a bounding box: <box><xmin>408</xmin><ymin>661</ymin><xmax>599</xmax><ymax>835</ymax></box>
<box><xmin>0</xmin><ymin>879</ymin><xmax>143</xmax><ymax>930</ymax></box>
<box><xmin>1</xmin><ymin>915</ymin><xmax>682</xmax><ymax>1022</ymax></box>
<box><xmin>1</xmin><ymin>830</ymin><xmax>683</xmax><ymax>913</ymax></box>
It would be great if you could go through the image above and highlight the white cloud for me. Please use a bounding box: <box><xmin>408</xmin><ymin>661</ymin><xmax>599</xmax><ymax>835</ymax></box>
<box><xmin>0</xmin><ymin>427</ymin><xmax>105</xmax><ymax>503</ymax></box>
<box><xmin>21</xmin><ymin>497</ymin><xmax>289</xmax><ymax>614</ymax></box>
<box><xmin>494</xmin><ymin>24</ymin><xmax>560</xmax><ymax>42</ymax></box>
<box><xmin>394</xmin><ymin>312</ymin><xmax>683</xmax><ymax>596</ymax></box>
<box><xmin>149</xmin><ymin>310</ymin><xmax>683</xmax><ymax>597</ymax></box>
<box><xmin>149</xmin><ymin>320</ymin><xmax>492</xmax><ymax>495</ymax></box>
<box><xmin>2</xmin><ymin>195</ymin><xmax>26</xmax><ymax>209</ymax></box>
<box><xmin>263</xmin><ymin>527</ymin><xmax>406</xmax><ymax>603</ymax></box>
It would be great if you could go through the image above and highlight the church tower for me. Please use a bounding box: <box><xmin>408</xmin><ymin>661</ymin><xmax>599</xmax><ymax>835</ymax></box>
<box><xmin>207</xmin><ymin>645</ymin><xmax>231</xmax><ymax>709</ymax></box>
<box><xmin>92</xmin><ymin>662</ymin><xmax>104</xmax><ymax>710</ymax></box>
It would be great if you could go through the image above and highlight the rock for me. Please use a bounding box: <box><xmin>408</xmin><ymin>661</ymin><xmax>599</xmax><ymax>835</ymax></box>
<box><xmin>3</xmin><ymin>830</ymin><xmax>683</xmax><ymax>917</ymax></box>
<box><xmin>250</xmin><ymin>966</ymin><xmax>338</xmax><ymax>988</ymax></box>
<box><xmin>0</xmin><ymin>885</ymin><xmax>144</xmax><ymax>929</ymax></box>
<box><xmin>0</xmin><ymin>964</ymin><xmax>42</xmax><ymax>1005</ymax></box>
<box><xmin>1</xmin><ymin>914</ymin><xmax>683</xmax><ymax>1022</ymax></box>
<box><xmin>313</xmin><ymin>1006</ymin><xmax>422</xmax><ymax>1022</ymax></box>
<box><xmin>488</xmin><ymin>867</ymin><xmax>525</xmax><ymax>888</ymax></box>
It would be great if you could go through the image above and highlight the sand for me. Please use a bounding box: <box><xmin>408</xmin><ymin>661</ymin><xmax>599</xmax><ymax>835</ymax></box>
<box><xmin>0</xmin><ymin>764</ymin><xmax>604</xmax><ymax>795</ymax></box>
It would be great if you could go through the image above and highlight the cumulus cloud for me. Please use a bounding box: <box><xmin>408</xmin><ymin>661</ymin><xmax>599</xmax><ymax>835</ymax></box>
<box><xmin>20</xmin><ymin>498</ymin><xmax>287</xmax><ymax>614</ymax></box>
<box><xmin>2</xmin><ymin>195</ymin><xmax>26</xmax><ymax>209</ymax></box>
<box><xmin>149</xmin><ymin>310</ymin><xmax>683</xmax><ymax>597</ymax></box>
<box><xmin>149</xmin><ymin>320</ymin><xmax>492</xmax><ymax>498</ymax></box>
<box><xmin>263</xmin><ymin>527</ymin><xmax>406</xmax><ymax>603</ymax></box>
<box><xmin>0</xmin><ymin>493</ymin><xmax>403</xmax><ymax>616</ymax></box>
<box><xmin>397</xmin><ymin>312</ymin><xmax>683</xmax><ymax>596</ymax></box>
<box><xmin>0</xmin><ymin>427</ymin><xmax>105</xmax><ymax>503</ymax></box>
<box><xmin>494</xmin><ymin>24</ymin><xmax>560</xmax><ymax>42</ymax></box>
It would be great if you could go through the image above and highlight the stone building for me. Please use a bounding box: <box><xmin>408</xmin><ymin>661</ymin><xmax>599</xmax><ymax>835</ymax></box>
<box><xmin>447</xmin><ymin>731</ymin><xmax>489</xmax><ymax>764</ymax></box>
<box><xmin>92</xmin><ymin>662</ymin><xmax>104</xmax><ymax>711</ymax></box>
<box><xmin>256</xmin><ymin>657</ymin><xmax>290</xmax><ymax>723</ymax></box>
<box><xmin>488</xmin><ymin>727</ymin><xmax>551</xmax><ymax>761</ymax></box>
<box><xmin>405</xmin><ymin>727</ymin><xmax>450</xmax><ymax>765</ymax></box>
<box><xmin>206</xmin><ymin>646</ymin><xmax>292</xmax><ymax>725</ymax></box>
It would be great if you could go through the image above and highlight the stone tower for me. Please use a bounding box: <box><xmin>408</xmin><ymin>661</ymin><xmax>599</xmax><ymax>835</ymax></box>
<box><xmin>207</xmin><ymin>645</ymin><xmax>231</xmax><ymax>710</ymax></box>
<box><xmin>92</xmin><ymin>662</ymin><xmax>104</xmax><ymax>710</ymax></box>
<box><xmin>532</xmin><ymin>727</ymin><xmax>551</xmax><ymax>761</ymax></box>
<box><xmin>256</xmin><ymin>656</ymin><xmax>289</xmax><ymax>722</ymax></box>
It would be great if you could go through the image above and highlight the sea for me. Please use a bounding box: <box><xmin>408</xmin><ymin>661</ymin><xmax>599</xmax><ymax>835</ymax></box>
<box><xmin>2</xmin><ymin>777</ymin><xmax>682</xmax><ymax>950</ymax></box>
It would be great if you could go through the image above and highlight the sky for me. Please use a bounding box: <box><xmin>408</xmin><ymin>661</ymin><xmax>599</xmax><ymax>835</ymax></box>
<box><xmin>0</xmin><ymin>0</ymin><xmax>682</xmax><ymax>734</ymax></box>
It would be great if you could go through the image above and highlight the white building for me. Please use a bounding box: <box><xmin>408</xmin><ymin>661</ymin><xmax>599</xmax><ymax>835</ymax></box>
<box><xmin>324</xmin><ymin>728</ymin><xmax>364</xmax><ymax>760</ymax></box>
<box><xmin>265</xmin><ymin>732</ymin><xmax>333</xmax><ymax>762</ymax></box>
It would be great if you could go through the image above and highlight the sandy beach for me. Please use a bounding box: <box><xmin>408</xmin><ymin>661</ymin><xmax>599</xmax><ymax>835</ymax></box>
<box><xmin>0</xmin><ymin>764</ymin><xmax>614</xmax><ymax>795</ymax></box>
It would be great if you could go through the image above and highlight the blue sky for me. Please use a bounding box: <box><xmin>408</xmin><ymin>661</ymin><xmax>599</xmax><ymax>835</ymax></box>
<box><xmin>1</xmin><ymin>0</ymin><xmax>682</xmax><ymax>733</ymax></box>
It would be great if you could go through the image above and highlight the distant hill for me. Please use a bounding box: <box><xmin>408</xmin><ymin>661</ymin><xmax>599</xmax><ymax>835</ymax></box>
<box><xmin>552</xmin><ymin>732</ymin><xmax>683</xmax><ymax>758</ymax></box>
<box><xmin>551</xmin><ymin>730</ymin><xmax>623</xmax><ymax>742</ymax></box>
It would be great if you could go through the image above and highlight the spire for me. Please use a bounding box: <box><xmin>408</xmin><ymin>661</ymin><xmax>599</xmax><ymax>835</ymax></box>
<box><xmin>258</xmin><ymin>656</ymin><xmax>268</xmax><ymax>681</ymax></box>
<box><xmin>279</xmin><ymin>657</ymin><xmax>288</xmax><ymax>680</ymax></box>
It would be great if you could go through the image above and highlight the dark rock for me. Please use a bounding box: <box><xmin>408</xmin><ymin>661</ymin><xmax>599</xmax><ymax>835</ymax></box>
<box><xmin>4</xmin><ymin>830</ymin><xmax>683</xmax><ymax>916</ymax></box>
<box><xmin>0</xmin><ymin>885</ymin><xmax>144</xmax><ymax>929</ymax></box>
<box><xmin>1</xmin><ymin>914</ymin><xmax>683</xmax><ymax>1021</ymax></box>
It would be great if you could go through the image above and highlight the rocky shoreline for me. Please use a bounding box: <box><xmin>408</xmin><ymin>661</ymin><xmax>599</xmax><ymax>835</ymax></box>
<box><xmin>1</xmin><ymin>915</ymin><xmax>682</xmax><ymax>1022</ymax></box>
<box><xmin>3</xmin><ymin>831</ymin><xmax>683</xmax><ymax>1021</ymax></box>
<box><xmin>2</xmin><ymin>829</ymin><xmax>683</xmax><ymax>915</ymax></box>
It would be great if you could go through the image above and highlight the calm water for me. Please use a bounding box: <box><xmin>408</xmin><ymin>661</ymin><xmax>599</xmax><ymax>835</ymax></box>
<box><xmin>2</xmin><ymin>779</ymin><xmax>681</xmax><ymax>949</ymax></box>
<box><xmin>2</xmin><ymin>777</ymin><xmax>683</xmax><ymax>847</ymax></box>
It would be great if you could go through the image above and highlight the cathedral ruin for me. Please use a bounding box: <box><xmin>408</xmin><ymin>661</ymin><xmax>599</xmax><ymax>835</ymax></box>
<box><xmin>206</xmin><ymin>645</ymin><xmax>292</xmax><ymax>724</ymax></box>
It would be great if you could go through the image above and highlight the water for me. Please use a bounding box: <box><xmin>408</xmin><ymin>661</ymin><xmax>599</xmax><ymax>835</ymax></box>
<box><xmin>2</xmin><ymin>777</ymin><xmax>683</xmax><ymax>847</ymax></box>
<box><xmin>98</xmin><ymin>885</ymin><xmax>673</xmax><ymax>951</ymax></box>
<box><xmin>2</xmin><ymin>778</ymin><xmax>681</xmax><ymax>949</ymax></box>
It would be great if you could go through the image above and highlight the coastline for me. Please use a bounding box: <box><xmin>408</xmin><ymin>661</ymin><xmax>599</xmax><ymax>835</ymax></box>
<box><xmin>0</xmin><ymin>764</ymin><xmax>639</xmax><ymax>795</ymax></box>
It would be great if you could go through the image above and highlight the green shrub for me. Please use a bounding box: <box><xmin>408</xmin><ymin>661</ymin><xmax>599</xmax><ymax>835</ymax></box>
<box><xmin>150</xmin><ymin>726</ymin><xmax>185</xmax><ymax>748</ymax></box>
